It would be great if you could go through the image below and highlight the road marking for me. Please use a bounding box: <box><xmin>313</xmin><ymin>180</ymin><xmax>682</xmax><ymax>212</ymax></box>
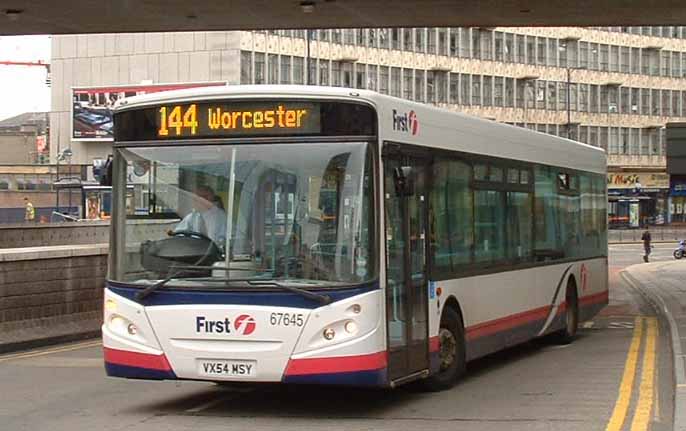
<box><xmin>630</xmin><ymin>317</ymin><xmax>658</xmax><ymax>431</ymax></box>
<box><xmin>0</xmin><ymin>340</ymin><xmax>101</xmax><ymax>363</ymax></box>
<box><xmin>605</xmin><ymin>316</ymin><xmax>643</xmax><ymax>431</ymax></box>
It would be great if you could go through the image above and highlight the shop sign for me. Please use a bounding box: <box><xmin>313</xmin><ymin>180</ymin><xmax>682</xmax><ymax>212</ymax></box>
<box><xmin>670</xmin><ymin>176</ymin><xmax>686</xmax><ymax>196</ymax></box>
<box><xmin>607</xmin><ymin>173</ymin><xmax>669</xmax><ymax>189</ymax></box>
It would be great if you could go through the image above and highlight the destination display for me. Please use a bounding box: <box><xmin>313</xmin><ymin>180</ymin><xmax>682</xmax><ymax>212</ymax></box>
<box><xmin>157</xmin><ymin>102</ymin><xmax>320</xmax><ymax>138</ymax></box>
<box><xmin>114</xmin><ymin>100</ymin><xmax>377</xmax><ymax>142</ymax></box>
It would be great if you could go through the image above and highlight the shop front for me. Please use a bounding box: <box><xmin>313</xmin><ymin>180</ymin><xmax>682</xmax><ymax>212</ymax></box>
<box><xmin>607</xmin><ymin>172</ymin><xmax>669</xmax><ymax>228</ymax></box>
<box><xmin>669</xmin><ymin>175</ymin><xmax>686</xmax><ymax>224</ymax></box>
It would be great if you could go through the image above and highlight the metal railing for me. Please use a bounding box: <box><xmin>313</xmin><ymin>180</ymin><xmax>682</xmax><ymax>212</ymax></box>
<box><xmin>609</xmin><ymin>227</ymin><xmax>686</xmax><ymax>243</ymax></box>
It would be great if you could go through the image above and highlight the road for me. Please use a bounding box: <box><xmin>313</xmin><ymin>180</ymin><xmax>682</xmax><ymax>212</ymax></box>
<box><xmin>0</xmin><ymin>245</ymin><xmax>676</xmax><ymax>431</ymax></box>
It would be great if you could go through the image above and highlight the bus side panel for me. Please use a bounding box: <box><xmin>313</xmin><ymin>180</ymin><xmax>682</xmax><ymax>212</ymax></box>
<box><xmin>433</xmin><ymin>258</ymin><xmax>608</xmax><ymax>362</ymax></box>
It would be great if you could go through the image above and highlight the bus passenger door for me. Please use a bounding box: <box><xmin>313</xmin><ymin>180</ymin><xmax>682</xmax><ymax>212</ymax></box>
<box><xmin>383</xmin><ymin>150</ymin><xmax>430</xmax><ymax>382</ymax></box>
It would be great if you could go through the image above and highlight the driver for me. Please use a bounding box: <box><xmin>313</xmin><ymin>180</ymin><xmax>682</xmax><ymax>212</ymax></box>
<box><xmin>173</xmin><ymin>185</ymin><xmax>227</xmax><ymax>245</ymax></box>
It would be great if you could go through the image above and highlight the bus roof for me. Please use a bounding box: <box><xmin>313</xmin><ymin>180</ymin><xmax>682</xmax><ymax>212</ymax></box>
<box><xmin>115</xmin><ymin>85</ymin><xmax>606</xmax><ymax>175</ymax></box>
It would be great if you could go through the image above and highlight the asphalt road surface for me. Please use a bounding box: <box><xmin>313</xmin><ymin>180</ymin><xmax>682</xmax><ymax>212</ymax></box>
<box><xmin>0</xmin><ymin>245</ymin><xmax>676</xmax><ymax>431</ymax></box>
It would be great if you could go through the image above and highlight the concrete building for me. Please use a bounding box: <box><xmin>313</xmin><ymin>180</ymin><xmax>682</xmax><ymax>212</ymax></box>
<box><xmin>0</xmin><ymin>112</ymin><xmax>49</xmax><ymax>165</ymax></box>
<box><xmin>50</xmin><ymin>26</ymin><xmax>686</xmax><ymax>226</ymax></box>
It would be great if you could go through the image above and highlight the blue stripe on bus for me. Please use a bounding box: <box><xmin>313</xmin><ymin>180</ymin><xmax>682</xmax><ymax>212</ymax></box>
<box><xmin>106</xmin><ymin>280</ymin><xmax>379</xmax><ymax>308</ymax></box>
<box><xmin>282</xmin><ymin>368</ymin><xmax>388</xmax><ymax>387</ymax></box>
<box><xmin>105</xmin><ymin>362</ymin><xmax>177</xmax><ymax>380</ymax></box>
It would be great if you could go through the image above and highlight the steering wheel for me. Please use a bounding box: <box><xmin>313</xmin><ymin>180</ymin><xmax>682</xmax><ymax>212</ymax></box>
<box><xmin>171</xmin><ymin>230</ymin><xmax>215</xmax><ymax>244</ymax></box>
<box><xmin>274</xmin><ymin>255</ymin><xmax>306</xmax><ymax>277</ymax></box>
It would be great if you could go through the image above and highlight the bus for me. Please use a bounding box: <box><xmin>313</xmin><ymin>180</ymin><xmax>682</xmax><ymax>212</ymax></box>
<box><xmin>103</xmin><ymin>85</ymin><xmax>607</xmax><ymax>390</ymax></box>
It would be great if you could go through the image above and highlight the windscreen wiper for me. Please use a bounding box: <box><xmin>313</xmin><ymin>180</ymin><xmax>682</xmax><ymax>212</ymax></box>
<box><xmin>247</xmin><ymin>280</ymin><xmax>333</xmax><ymax>305</ymax></box>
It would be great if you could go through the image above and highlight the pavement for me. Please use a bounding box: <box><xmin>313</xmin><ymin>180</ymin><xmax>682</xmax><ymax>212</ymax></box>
<box><xmin>623</xmin><ymin>260</ymin><xmax>686</xmax><ymax>431</ymax></box>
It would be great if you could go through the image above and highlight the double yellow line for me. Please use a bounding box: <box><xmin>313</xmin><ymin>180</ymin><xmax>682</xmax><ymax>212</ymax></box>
<box><xmin>0</xmin><ymin>340</ymin><xmax>101</xmax><ymax>364</ymax></box>
<box><xmin>605</xmin><ymin>316</ymin><xmax>658</xmax><ymax>431</ymax></box>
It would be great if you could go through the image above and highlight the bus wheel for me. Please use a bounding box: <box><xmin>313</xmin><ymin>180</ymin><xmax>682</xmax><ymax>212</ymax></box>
<box><xmin>554</xmin><ymin>281</ymin><xmax>579</xmax><ymax>344</ymax></box>
<box><xmin>421</xmin><ymin>307</ymin><xmax>466</xmax><ymax>391</ymax></box>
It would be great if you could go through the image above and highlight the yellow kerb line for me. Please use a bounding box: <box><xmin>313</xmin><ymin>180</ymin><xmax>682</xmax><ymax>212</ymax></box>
<box><xmin>630</xmin><ymin>317</ymin><xmax>658</xmax><ymax>431</ymax></box>
<box><xmin>0</xmin><ymin>340</ymin><xmax>101</xmax><ymax>363</ymax></box>
<box><xmin>605</xmin><ymin>316</ymin><xmax>644</xmax><ymax>431</ymax></box>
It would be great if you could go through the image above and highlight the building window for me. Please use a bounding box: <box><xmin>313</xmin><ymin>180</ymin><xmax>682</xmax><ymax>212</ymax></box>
<box><xmin>391</xmin><ymin>28</ymin><xmax>401</xmax><ymax>50</ymax></box>
<box><xmin>536</xmin><ymin>81</ymin><xmax>546</xmax><ymax>109</ymax></box>
<box><xmin>379</xmin><ymin>66</ymin><xmax>389</xmax><ymax>95</ymax></box>
<box><xmin>436</xmin><ymin>71</ymin><xmax>448</xmax><ymax>103</ymax></box>
<box><xmin>460</xmin><ymin>28</ymin><xmax>470</xmax><ymax>57</ymax></box>
<box><xmin>505</xmin><ymin>33</ymin><xmax>515</xmax><ymax>62</ymax></box>
<box><xmin>505</xmin><ymin>78</ymin><xmax>514</xmax><ymax>107</ymax></box>
<box><xmin>367</xmin><ymin>64</ymin><xmax>377</xmax><ymax>91</ymax></box>
<box><xmin>652</xmin><ymin>89</ymin><xmax>661</xmax><ymax>115</ymax></box>
<box><xmin>403</xmin><ymin>68</ymin><xmax>413</xmax><ymax>100</ymax></box>
<box><xmin>427</xmin><ymin>71</ymin><xmax>436</xmax><ymax>103</ymax></box>
<box><xmin>450</xmin><ymin>73</ymin><xmax>459</xmax><ymax>104</ymax></box>
<box><xmin>449</xmin><ymin>28</ymin><xmax>459</xmax><ymax>56</ymax></box>
<box><xmin>415</xmin><ymin>69</ymin><xmax>425</xmax><ymax>102</ymax></box>
<box><xmin>631</xmin><ymin>47</ymin><xmax>641</xmax><ymax>74</ymax></box>
<box><xmin>472</xmin><ymin>75</ymin><xmax>482</xmax><ymax>106</ymax></box>
<box><xmin>460</xmin><ymin>74</ymin><xmax>470</xmax><ymax>105</ymax></box>
<box><xmin>427</xmin><ymin>28</ymin><xmax>437</xmax><ymax>54</ymax></box>
<box><xmin>672</xmin><ymin>51</ymin><xmax>681</xmax><ymax>77</ymax></box>
<box><xmin>293</xmin><ymin>57</ymin><xmax>304</xmax><ymax>85</ymax></box>
<box><xmin>599</xmin><ymin>44</ymin><xmax>609</xmax><ymax>71</ymax></box>
<box><xmin>662</xmin><ymin>51</ymin><xmax>671</xmax><ymax>76</ymax></box>
<box><xmin>494</xmin><ymin>32</ymin><xmax>504</xmax><ymax>61</ymax></box>
<box><xmin>547</xmin><ymin>81</ymin><xmax>557</xmax><ymax>110</ymax></box>
<box><xmin>403</xmin><ymin>28</ymin><xmax>413</xmax><ymax>51</ymax></box>
<box><xmin>526</xmin><ymin>36</ymin><xmax>536</xmax><ymax>65</ymax></box>
<box><xmin>579</xmin><ymin>84</ymin><xmax>588</xmax><ymax>112</ymax></box>
<box><xmin>391</xmin><ymin>67</ymin><xmax>401</xmax><ymax>97</ymax></box>
<box><xmin>268</xmin><ymin>54</ymin><xmax>279</xmax><ymax>84</ymax></box>
<box><xmin>662</xmin><ymin>89</ymin><xmax>671</xmax><ymax>116</ymax></box>
<box><xmin>254</xmin><ymin>53</ymin><xmax>265</xmax><ymax>84</ymax></box>
<box><xmin>579</xmin><ymin>42</ymin><xmax>589</xmax><ymax>69</ymax></box>
<box><xmin>494</xmin><ymin>76</ymin><xmax>504</xmax><ymax>107</ymax></box>
<box><xmin>319</xmin><ymin>60</ymin><xmax>330</xmax><ymax>86</ymax></box>
<box><xmin>280</xmin><ymin>55</ymin><xmax>291</xmax><ymax>84</ymax></box>
<box><xmin>547</xmin><ymin>38</ymin><xmax>557</xmax><ymax>66</ymax></box>
<box><xmin>438</xmin><ymin>29</ymin><xmax>447</xmax><ymax>56</ymax></box>
<box><xmin>368</xmin><ymin>29</ymin><xmax>377</xmax><ymax>48</ymax></box>
<box><xmin>355</xmin><ymin>63</ymin><xmax>366</xmax><ymax>89</ymax></box>
<box><xmin>608</xmin><ymin>86</ymin><xmax>618</xmax><ymax>113</ymax></box>
<box><xmin>331</xmin><ymin>61</ymin><xmax>341</xmax><ymax>87</ymax></box>
<box><xmin>609</xmin><ymin>45</ymin><xmax>619</xmax><ymax>72</ymax></box>
<box><xmin>240</xmin><ymin>51</ymin><xmax>253</xmax><ymax>84</ymax></box>
<box><xmin>415</xmin><ymin>28</ymin><xmax>426</xmax><ymax>53</ymax></box>
<box><xmin>559</xmin><ymin>82</ymin><xmax>568</xmax><ymax>111</ymax></box>
<box><xmin>620</xmin><ymin>46</ymin><xmax>630</xmax><ymax>73</ymax></box>
<box><xmin>590</xmin><ymin>43</ymin><xmax>599</xmax><ymax>70</ymax></box>
<box><xmin>569</xmin><ymin>83</ymin><xmax>577</xmax><ymax>111</ymax></box>
<box><xmin>620</xmin><ymin>87</ymin><xmax>630</xmax><ymax>113</ymax></box>
<box><xmin>483</xmin><ymin>76</ymin><xmax>492</xmax><ymax>107</ymax></box>
<box><xmin>537</xmin><ymin>37</ymin><xmax>547</xmax><ymax>65</ymax></box>
<box><xmin>481</xmin><ymin>30</ymin><xmax>493</xmax><ymax>61</ymax></box>
<box><xmin>516</xmin><ymin>34</ymin><xmax>526</xmax><ymax>63</ymax></box>
<box><xmin>590</xmin><ymin>85</ymin><xmax>599</xmax><ymax>113</ymax></box>
<box><xmin>472</xmin><ymin>29</ymin><xmax>481</xmax><ymax>59</ymax></box>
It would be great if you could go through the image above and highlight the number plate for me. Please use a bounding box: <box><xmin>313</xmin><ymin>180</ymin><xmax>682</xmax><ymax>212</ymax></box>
<box><xmin>197</xmin><ymin>359</ymin><xmax>257</xmax><ymax>378</ymax></box>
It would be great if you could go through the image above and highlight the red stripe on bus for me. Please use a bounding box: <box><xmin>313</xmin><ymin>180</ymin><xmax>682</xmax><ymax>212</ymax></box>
<box><xmin>465</xmin><ymin>305</ymin><xmax>551</xmax><ymax>341</ymax></box>
<box><xmin>429</xmin><ymin>336</ymin><xmax>440</xmax><ymax>352</ymax></box>
<box><xmin>284</xmin><ymin>352</ymin><xmax>387</xmax><ymax>376</ymax></box>
<box><xmin>580</xmin><ymin>290</ymin><xmax>609</xmax><ymax>306</ymax></box>
<box><xmin>103</xmin><ymin>347</ymin><xmax>172</xmax><ymax>371</ymax></box>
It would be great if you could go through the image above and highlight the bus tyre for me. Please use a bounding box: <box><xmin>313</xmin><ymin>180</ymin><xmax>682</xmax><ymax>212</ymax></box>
<box><xmin>421</xmin><ymin>307</ymin><xmax>466</xmax><ymax>391</ymax></box>
<box><xmin>554</xmin><ymin>282</ymin><xmax>579</xmax><ymax>344</ymax></box>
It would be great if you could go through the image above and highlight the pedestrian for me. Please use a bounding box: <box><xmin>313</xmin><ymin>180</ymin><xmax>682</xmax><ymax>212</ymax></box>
<box><xmin>24</xmin><ymin>197</ymin><xmax>35</xmax><ymax>223</ymax></box>
<box><xmin>641</xmin><ymin>228</ymin><xmax>652</xmax><ymax>262</ymax></box>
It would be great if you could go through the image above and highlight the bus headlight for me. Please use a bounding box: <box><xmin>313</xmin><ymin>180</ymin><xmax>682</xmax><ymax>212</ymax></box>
<box><xmin>323</xmin><ymin>328</ymin><xmax>335</xmax><ymax>340</ymax></box>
